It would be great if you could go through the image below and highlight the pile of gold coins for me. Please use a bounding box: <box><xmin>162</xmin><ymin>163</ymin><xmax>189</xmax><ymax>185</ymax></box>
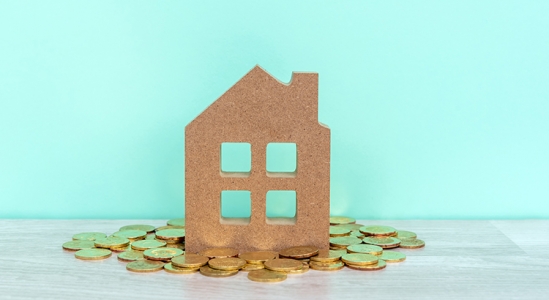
<box><xmin>61</xmin><ymin>217</ymin><xmax>425</xmax><ymax>283</ymax></box>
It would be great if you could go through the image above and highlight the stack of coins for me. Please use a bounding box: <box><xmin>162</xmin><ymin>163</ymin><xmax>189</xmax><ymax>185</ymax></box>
<box><xmin>62</xmin><ymin>216</ymin><xmax>426</xmax><ymax>282</ymax></box>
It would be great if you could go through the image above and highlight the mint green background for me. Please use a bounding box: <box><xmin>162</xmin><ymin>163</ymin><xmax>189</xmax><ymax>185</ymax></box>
<box><xmin>1</xmin><ymin>1</ymin><xmax>548</xmax><ymax>219</ymax></box>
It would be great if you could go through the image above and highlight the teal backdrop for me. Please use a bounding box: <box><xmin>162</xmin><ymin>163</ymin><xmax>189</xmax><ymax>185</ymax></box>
<box><xmin>1</xmin><ymin>1</ymin><xmax>548</xmax><ymax>219</ymax></box>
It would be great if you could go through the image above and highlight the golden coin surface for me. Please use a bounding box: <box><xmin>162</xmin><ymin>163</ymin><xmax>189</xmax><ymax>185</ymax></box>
<box><xmin>241</xmin><ymin>264</ymin><xmax>265</xmax><ymax>272</ymax></box>
<box><xmin>94</xmin><ymin>236</ymin><xmax>130</xmax><ymax>249</ymax></box>
<box><xmin>329</xmin><ymin>236</ymin><xmax>362</xmax><ymax>247</ymax></box>
<box><xmin>208</xmin><ymin>257</ymin><xmax>247</xmax><ymax>271</ymax></box>
<box><xmin>145</xmin><ymin>234</ymin><xmax>156</xmax><ymax>240</ymax></box>
<box><xmin>380</xmin><ymin>251</ymin><xmax>406</xmax><ymax>262</ymax></box>
<box><xmin>346</xmin><ymin>244</ymin><xmax>383</xmax><ymax>255</ymax></box>
<box><xmin>248</xmin><ymin>269</ymin><xmax>287</xmax><ymax>282</ymax></box>
<box><xmin>126</xmin><ymin>260</ymin><xmax>165</xmax><ymax>272</ymax></box>
<box><xmin>62</xmin><ymin>240</ymin><xmax>95</xmax><ymax>251</ymax></box>
<box><xmin>75</xmin><ymin>248</ymin><xmax>112</xmax><ymax>260</ymax></box>
<box><xmin>329</xmin><ymin>226</ymin><xmax>351</xmax><ymax>237</ymax></box>
<box><xmin>287</xmin><ymin>262</ymin><xmax>309</xmax><ymax>274</ymax></box>
<box><xmin>164</xmin><ymin>263</ymin><xmax>199</xmax><ymax>274</ymax></box>
<box><xmin>199</xmin><ymin>247</ymin><xmax>239</xmax><ymax>258</ymax></box>
<box><xmin>359</xmin><ymin>225</ymin><xmax>397</xmax><ymax>236</ymax></box>
<box><xmin>164</xmin><ymin>243</ymin><xmax>185</xmax><ymax>250</ymax></box>
<box><xmin>119</xmin><ymin>224</ymin><xmax>156</xmax><ymax>233</ymax></box>
<box><xmin>117</xmin><ymin>250</ymin><xmax>145</xmax><ymax>262</ymax></box>
<box><xmin>167</xmin><ymin>218</ymin><xmax>186</xmax><ymax>227</ymax></box>
<box><xmin>350</xmin><ymin>230</ymin><xmax>365</xmax><ymax>239</ymax></box>
<box><xmin>111</xmin><ymin>244</ymin><xmax>131</xmax><ymax>252</ymax></box>
<box><xmin>113</xmin><ymin>230</ymin><xmax>147</xmax><ymax>241</ymax></box>
<box><xmin>264</xmin><ymin>259</ymin><xmax>303</xmax><ymax>272</ymax></box>
<box><xmin>310</xmin><ymin>249</ymin><xmax>344</xmax><ymax>262</ymax></box>
<box><xmin>363</xmin><ymin>236</ymin><xmax>401</xmax><ymax>249</ymax></box>
<box><xmin>333</xmin><ymin>223</ymin><xmax>364</xmax><ymax>231</ymax></box>
<box><xmin>131</xmin><ymin>239</ymin><xmax>167</xmax><ymax>251</ymax></box>
<box><xmin>329</xmin><ymin>216</ymin><xmax>356</xmax><ymax>225</ymax></box>
<box><xmin>341</xmin><ymin>253</ymin><xmax>379</xmax><ymax>266</ymax></box>
<box><xmin>399</xmin><ymin>238</ymin><xmax>426</xmax><ymax>249</ymax></box>
<box><xmin>72</xmin><ymin>232</ymin><xmax>107</xmax><ymax>241</ymax></box>
<box><xmin>396</xmin><ymin>230</ymin><xmax>417</xmax><ymax>240</ymax></box>
<box><xmin>239</xmin><ymin>251</ymin><xmax>278</xmax><ymax>264</ymax></box>
<box><xmin>309</xmin><ymin>260</ymin><xmax>344</xmax><ymax>271</ymax></box>
<box><xmin>155</xmin><ymin>225</ymin><xmax>186</xmax><ymax>232</ymax></box>
<box><xmin>155</xmin><ymin>229</ymin><xmax>185</xmax><ymax>241</ymax></box>
<box><xmin>309</xmin><ymin>260</ymin><xmax>342</xmax><ymax>267</ymax></box>
<box><xmin>171</xmin><ymin>254</ymin><xmax>209</xmax><ymax>268</ymax></box>
<box><xmin>143</xmin><ymin>248</ymin><xmax>183</xmax><ymax>261</ymax></box>
<box><xmin>279</xmin><ymin>246</ymin><xmax>319</xmax><ymax>259</ymax></box>
<box><xmin>347</xmin><ymin>259</ymin><xmax>387</xmax><ymax>271</ymax></box>
<box><xmin>199</xmin><ymin>265</ymin><xmax>238</xmax><ymax>278</ymax></box>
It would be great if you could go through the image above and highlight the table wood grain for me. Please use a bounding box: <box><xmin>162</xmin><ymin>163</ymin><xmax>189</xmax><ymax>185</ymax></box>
<box><xmin>1</xmin><ymin>220</ymin><xmax>548</xmax><ymax>300</ymax></box>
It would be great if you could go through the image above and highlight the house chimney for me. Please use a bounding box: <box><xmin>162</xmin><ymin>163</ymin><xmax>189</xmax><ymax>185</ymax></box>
<box><xmin>290</xmin><ymin>72</ymin><xmax>319</xmax><ymax>116</ymax></box>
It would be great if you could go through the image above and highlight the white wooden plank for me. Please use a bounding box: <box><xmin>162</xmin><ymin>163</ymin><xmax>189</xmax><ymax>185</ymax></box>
<box><xmin>0</xmin><ymin>220</ymin><xmax>547</xmax><ymax>300</ymax></box>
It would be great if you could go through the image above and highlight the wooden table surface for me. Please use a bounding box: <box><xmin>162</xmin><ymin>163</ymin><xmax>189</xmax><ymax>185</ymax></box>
<box><xmin>1</xmin><ymin>219</ymin><xmax>548</xmax><ymax>300</ymax></box>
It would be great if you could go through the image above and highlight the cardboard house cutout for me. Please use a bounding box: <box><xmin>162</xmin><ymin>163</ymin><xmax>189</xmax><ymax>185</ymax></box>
<box><xmin>185</xmin><ymin>65</ymin><xmax>330</xmax><ymax>253</ymax></box>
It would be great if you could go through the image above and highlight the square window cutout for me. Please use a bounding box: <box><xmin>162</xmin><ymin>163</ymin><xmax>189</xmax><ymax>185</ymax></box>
<box><xmin>266</xmin><ymin>190</ymin><xmax>296</xmax><ymax>225</ymax></box>
<box><xmin>220</xmin><ymin>142</ymin><xmax>251</xmax><ymax>176</ymax></box>
<box><xmin>266</xmin><ymin>143</ymin><xmax>297</xmax><ymax>176</ymax></box>
<box><xmin>220</xmin><ymin>190</ymin><xmax>251</xmax><ymax>225</ymax></box>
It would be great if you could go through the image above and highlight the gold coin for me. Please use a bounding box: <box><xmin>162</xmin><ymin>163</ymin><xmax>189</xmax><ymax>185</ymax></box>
<box><xmin>143</xmin><ymin>248</ymin><xmax>183</xmax><ymax>261</ymax></box>
<box><xmin>241</xmin><ymin>264</ymin><xmax>265</xmax><ymax>272</ymax></box>
<box><xmin>208</xmin><ymin>257</ymin><xmax>246</xmax><ymax>271</ymax></box>
<box><xmin>264</xmin><ymin>259</ymin><xmax>303</xmax><ymax>272</ymax></box>
<box><xmin>126</xmin><ymin>260</ymin><xmax>165</xmax><ymax>272</ymax></box>
<box><xmin>164</xmin><ymin>263</ymin><xmax>199</xmax><ymax>274</ymax></box>
<box><xmin>155</xmin><ymin>225</ymin><xmax>186</xmax><ymax>232</ymax></box>
<box><xmin>117</xmin><ymin>250</ymin><xmax>145</xmax><ymax>262</ymax></box>
<box><xmin>199</xmin><ymin>265</ymin><xmax>238</xmax><ymax>278</ymax></box>
<box><xmin>396</xmin><ymin>230</ymin><xmax>417</xmax><ymax>240</ymax></box>
<box><xmin>310</xmin><ymin>249</ymin><xmax>344</xmax><ymax>262</ymax></box>
<box><xmin>62</xmin><ymin>240</ymin><xmax>95</xmax><ymax>251</ymax></box>
<box><xmin>167</xmin><ymin>218</ymin><xmax>185</xmax><ymax>227</ymax></box>
<box><xmin>399</xmin><ymin>238</ymin><xmax>425</xmax><ymax>249</ymax></box>
<box><xmin>74</xmin><ymin>248</ymin><xmax>112</xmax><ymax>260</ymax></box>
<box><xmin>248</xmin><ymin>269</ymin><xmax>287</xmax><ymax>282</ymax></box>
<box><xmin>171</xmin><ymin>254</ymin><xmax>209</xmax><ymax>268</ymax></box>
<box><xmin>309</xmin><ymin>260</ymin><xmax>344</xmax><ymax>271</ymax></box>
<box><xmin>72</xmin><ymin>232</ymin><xmax>107</xmax><ymax>241</ymax></box>
<box><xmin>119</xmin><ymin>224</ymin><xmax>156</xmax><ymax>233</ymax></box>
<box><xmin>111</xmin><ymin>244</ymin><xmax>131</xmax><ymax>252</ymax></box>
<box><xmin>145</xmin><ymin>234</ymin><xmax>156</xmax><ymax>240</ymax></box>
<box><xmin>287</xmin><ymin>262</ymin><xmax>309</xmax><ymax>274</ymax></box>
<box><xmin>333</xmin><ymin>223</ymin><xmax>364</xmax><ymax>231</ymax></box>
<box><xmin>199</xmin><ymin>247</ymin><xmax>239</xmax><ymax>258</ymax></box>
<box><xmin>329</xmin><ymin>216</ymin><xmax>356</xmax><ymax>225</ymax></box>
<box><xmin>329</xmin><ymin>226</ymin><xmax>351</xmax><ymax>237</ymax></box>
<box><xmin>346</xmin><ymin>244</ymin><xmax>383</xmax><ymax>255</ymax></box>
<box><xmin>347</xmin><ymin>259</ymin><xmax>386</xmax><ymax>271</ymax></box>
<box><xmin>363</xmin><ymin>236</ymin><xmax>401</xmax><ymax>249</ymax></box>
<box><xmin>350</xmin><ymin>230</ymin><xmax>365</xmax><ymax>239</ymax></box>
<box><xmin>94</xmin><ymin>236</ymin><xmax>130</xmax><ymax>249</ymax></box>
<box><xmin>155</xmin><ymin>229</ymin><xmax>185</xmax><ymax>241</ymax></box>
<box><xmin>341</xmin><ymin>253</ymin><xmax>379</xmax><ymax>266</ymax></box>
<box><xmin>239</xmin><ymin>251</ymin><xmax>278</xmax><ymax>264</ymax></box>
<box><xmin>309</xmin><ymin>260</ymin><xmax>342</xmax><ymax>267</ymax></box>
<box><xmin>329</xmin><ymin>236</ymin><xmax>362</xmax><ymax>247</ymax></box>
<box><xmin>380</xmin><ymin>251</ymin><xmax>406</xmax><ymax>262</ymax></box>
<box><xmin>112</xmin><ymin>230</ymin><xmax>147</xmax><ymax>241</ymax></box>
<box><xmin>359</xmin><ymin>225</ymin><xmax>397</xmax><ymax>236</ymax></box>
<box><xmin>165</xmin><ymin>243</ymin><xmax>185</xmax><ymax>250</ymax></box>
<box><xmin>131</xmin><ymin>239</ymin><xmax>167</xmax><ymax>251</ymax></box>
<box><xmin>279</xmin><ymin>246</ymin><xmax>319</xmax><ymax>259</ymax></box>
